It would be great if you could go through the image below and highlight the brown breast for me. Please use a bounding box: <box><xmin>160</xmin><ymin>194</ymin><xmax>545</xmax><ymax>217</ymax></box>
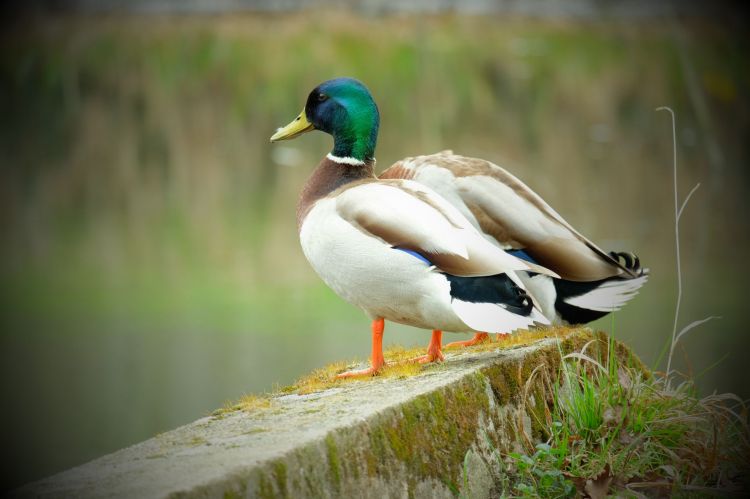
<box><xmin>296</xmin><ymin>157</ymin><xmax>376</xmax><ymax>230</ymax></box>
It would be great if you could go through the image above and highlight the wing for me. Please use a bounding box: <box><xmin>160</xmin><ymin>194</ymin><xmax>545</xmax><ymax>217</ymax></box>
<box><xmin>334</xmin><ymin>180</ymin><xmax>559</xmax><ymax>279</ymax></box>
<box><xmin>381</xmin><ymin>152</ymin><xmax>636</xmax><ymax>282</ymax></box>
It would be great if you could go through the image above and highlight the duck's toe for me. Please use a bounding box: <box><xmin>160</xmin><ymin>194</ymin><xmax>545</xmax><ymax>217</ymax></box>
<box><xmin>335</xmin><ymin>364</ymin><xmax>385</xmax><ymax>378</ymax></box>
<box><xmin>336</xmin><ymin>318</ymin><xmax>386</xmax><ymax>378</ymax></box>
<box><xmin>414</xmin><ymin>350</ymin><xmax>445</xmax><ymax>364</ymax></box>
<box><xmin>445</xmin><ymin>332</ymin><xmax>491</xmax><ymax>348</ymax></box>
<box><xmin>409</xmin><ymin>329</ymin><xmax>444</xmax><ymax>364</ymax></box>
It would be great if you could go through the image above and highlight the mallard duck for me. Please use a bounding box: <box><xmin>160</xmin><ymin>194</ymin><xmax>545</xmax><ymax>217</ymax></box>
<box><xmin>380</xmin><ymin>151</ymin><xmax>648</xmax><ymax>346</ymax></box>
<box><xmin>270</xmin><ymin>77</ymin><xmax>557</xmax><ymax>377</ymax></box>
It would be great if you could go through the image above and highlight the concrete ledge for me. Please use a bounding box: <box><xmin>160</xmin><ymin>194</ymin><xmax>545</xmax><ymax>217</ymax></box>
<box><xmin>14</xmin><ymin>328</ymin><xmax>642</xmax><ymax>498</ymax></box>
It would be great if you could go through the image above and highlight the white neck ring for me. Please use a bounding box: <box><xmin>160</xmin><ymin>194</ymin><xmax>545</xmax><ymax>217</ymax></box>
<box><xmin>327</xmin><ymin>153</ymin><xmax>372</xmax><ymax>166</ymax></box>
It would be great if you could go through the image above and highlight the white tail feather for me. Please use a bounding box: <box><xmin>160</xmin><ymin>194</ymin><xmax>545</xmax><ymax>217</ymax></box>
<box><xmin>452</xmin><ymin>299</ymin><xmax>549</xmax><ymax>333</ymax></box>
<box><xmin>565</xmin><ymin>275</ymin><xmax>649</xmax><ymax>312</ymax></box>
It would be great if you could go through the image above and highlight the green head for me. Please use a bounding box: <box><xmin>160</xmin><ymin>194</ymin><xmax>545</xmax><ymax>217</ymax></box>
<box><xmin>270</xmin><ymin>78</ymin><xmax>380</xmax><ymax>162</ymax></box>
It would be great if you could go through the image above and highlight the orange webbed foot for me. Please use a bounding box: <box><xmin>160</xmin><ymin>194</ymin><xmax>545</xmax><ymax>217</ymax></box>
<box><xmin>336</xmin><ymin>318</ymin><xmax>386</xmax><ymax>379</ymax></box>
<box><xmin>335</xmin><ymin>365</ymin><xmax>385</xmax><ymax>378</ymax></box>
<box><xmin>445</xmin><ymin>332</ymin><xmax>491</xmax><ymax>348</ymax></box>
<box><xmin>410</xmin><ymin>330</ymin><xmax>444</xmax><ymax>364</ymax></box>
<box><xmin>414</xmin><ymin>351</ymin><xmax>445</xmax><ymax>364</ymax></box>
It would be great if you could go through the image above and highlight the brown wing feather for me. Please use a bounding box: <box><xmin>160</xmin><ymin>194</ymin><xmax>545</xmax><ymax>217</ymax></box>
<box><xmin>471</xmin><ymin>160</ymin><xmax>636</xmax><ymax>280</ymax></box>
<box><xmin>381</xmin><ymin>153</ymin><xmax>636</xmax><ymax>281</ymax></box>
<box><xmin>335</xmin><ymin>181</ymin><xmax>554</xmax><ymax>278</ymax></box>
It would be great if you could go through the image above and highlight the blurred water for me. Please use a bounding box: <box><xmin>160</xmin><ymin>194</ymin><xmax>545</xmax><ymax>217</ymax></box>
<box><xmin>1</xmin><ymin>12</ymin><xmax>748</xmax><ymax>491</ymax></box>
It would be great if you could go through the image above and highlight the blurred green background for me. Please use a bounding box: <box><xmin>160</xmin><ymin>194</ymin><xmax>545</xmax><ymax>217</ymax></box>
<box><xmin>1</xmin><ymin>9</ymin><xmax>748</xmax><ymax>491</ymax></box>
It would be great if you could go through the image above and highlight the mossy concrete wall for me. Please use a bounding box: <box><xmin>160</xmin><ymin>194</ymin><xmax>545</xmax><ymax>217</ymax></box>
<box><xmin>13</xmin><ymin>329</ymin><xmax>642</xmax><ymax>498</ymax></box>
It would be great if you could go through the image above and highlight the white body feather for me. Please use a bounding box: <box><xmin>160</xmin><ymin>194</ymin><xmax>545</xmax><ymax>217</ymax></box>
<box><xmin>299</xmin><ymin>183</ymin><xmax>549</xmax><ymax>333</ymax></box>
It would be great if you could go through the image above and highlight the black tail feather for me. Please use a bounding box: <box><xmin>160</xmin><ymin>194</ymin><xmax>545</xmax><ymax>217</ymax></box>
<box><xmin>445</xmin><ymin>273</ymin><xmax>533</xmax><ymax>316</ymax></box>
<box><xmin>553</xmin><ymin>278</ymin><xmax>611</xmax><ymax>324</ymax></box>
<box><xmin>609</xmin><ymin>251</ymin><xmax>644</xmax><ymax>275</ymax></box>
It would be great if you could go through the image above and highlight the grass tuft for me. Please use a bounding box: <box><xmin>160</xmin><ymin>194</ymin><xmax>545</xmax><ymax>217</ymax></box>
<box><xmin>505</xmin><ymin>330</ymin><xmax>750</xmax><ymax>496</ymax></box>
<box><xmin>213</xmin><ymin>393</ymin><xmax>273</xmax><ymax>416</ymax></box>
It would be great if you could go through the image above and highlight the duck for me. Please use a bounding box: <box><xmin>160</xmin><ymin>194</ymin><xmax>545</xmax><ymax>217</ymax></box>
<box><xmin>380</xmin><ymin>151</ymin><xmax>649</xmax><ymax>347</ymax></box>
<box><xmin>270</xmin><ymin>77</ymin><xmax>558</xmax><ymax>377</ymax></box>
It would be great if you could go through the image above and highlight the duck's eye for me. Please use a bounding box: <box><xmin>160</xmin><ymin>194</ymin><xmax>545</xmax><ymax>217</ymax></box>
<box><xmin>317</xmin><ymin>93</ymin><xmax>328</xmax><ymax>102</ymax></box>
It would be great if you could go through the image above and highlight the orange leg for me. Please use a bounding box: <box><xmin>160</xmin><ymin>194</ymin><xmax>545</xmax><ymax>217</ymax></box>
<box><xmin>336</xmin><ymin>318</ymin><xmax>386</xmax><ymax>378</ymax></box>
<box><xmin>412</xmin><ymin>330</ymin><xmax>445</xmax><ymax>364</ymax></box>
<box><xmin>445</xmin><ymin>332</ymin><xmax>491</xmax><ymax>348</ymax></box>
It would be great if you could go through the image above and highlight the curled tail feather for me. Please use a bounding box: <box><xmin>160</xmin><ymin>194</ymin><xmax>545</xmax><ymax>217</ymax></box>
<box><xmin>609</xmin><ymin>250</ymin><xmax>647</xmax><ymax>277</ymax></box>
<box><xmin>553</xmin><ymin>251</ymin><xmax>649</xmax><ymax>324</ymax></box>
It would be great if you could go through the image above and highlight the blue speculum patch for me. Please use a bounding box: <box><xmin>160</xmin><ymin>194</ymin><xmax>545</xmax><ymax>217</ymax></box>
<box><xmin>395</xmin><ymin>247</ymin><xmax>433</xmax><ymax>265</ymax></box>
<box><xmin>507</xmin><ymin>249</ymin><xmax>538</xmax><ymax>264</ymax></box>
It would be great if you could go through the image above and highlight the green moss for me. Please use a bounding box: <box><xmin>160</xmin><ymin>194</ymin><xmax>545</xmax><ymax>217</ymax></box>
<box><xmin>346</xmin><ymin>445</ymin><xmax>361</xmax><ymax>481</ymax></box>
<box><xmin>325</xmin><ymin>435</ymin><xmax>341</xmax><ymax>493</ymax></box>
<box><xmin>296</xmin><ymin>446</ymin><xmax>322</xmax><ymax>497</ymax></box>
<box><xmin>257</xmin><ymin>473</ymin><xmax>274</xmax><ymax>499</ymax></box>
<box><xmin>222</xmin><ymin>481</ymin><xmax>248</xmax><ymax>499</ymax></box>
<box><xmin>366</xmin><ymin>426</ymin><xmax>389</xmax><ymax>477</ymax></box>
<box><xmin>272</xmin><ymin>460</ymin><xmax>288</xmax><ymax>499</ymax></box>
<box><xmin>371</xmin><ymin>373</ymin><xmax>491</xmax><ymax>488</ymax></box>
<box><xmin>485</xmin><ymin>358</ymin><xmax>523</xmax><ymax>403</ymax></box>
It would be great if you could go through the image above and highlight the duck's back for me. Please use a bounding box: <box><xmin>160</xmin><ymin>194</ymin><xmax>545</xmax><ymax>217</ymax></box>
<box><xmin>380</xmin><ymin>151</ymin><xmax>635</xmax><ymax>282</ymax></box>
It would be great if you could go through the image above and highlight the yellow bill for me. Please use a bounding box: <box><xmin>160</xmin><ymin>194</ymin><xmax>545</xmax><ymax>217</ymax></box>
<box><xmin>269</xmin><ymin>110</ymin><xmax>314</xmax><ymax>142</ymax></box>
